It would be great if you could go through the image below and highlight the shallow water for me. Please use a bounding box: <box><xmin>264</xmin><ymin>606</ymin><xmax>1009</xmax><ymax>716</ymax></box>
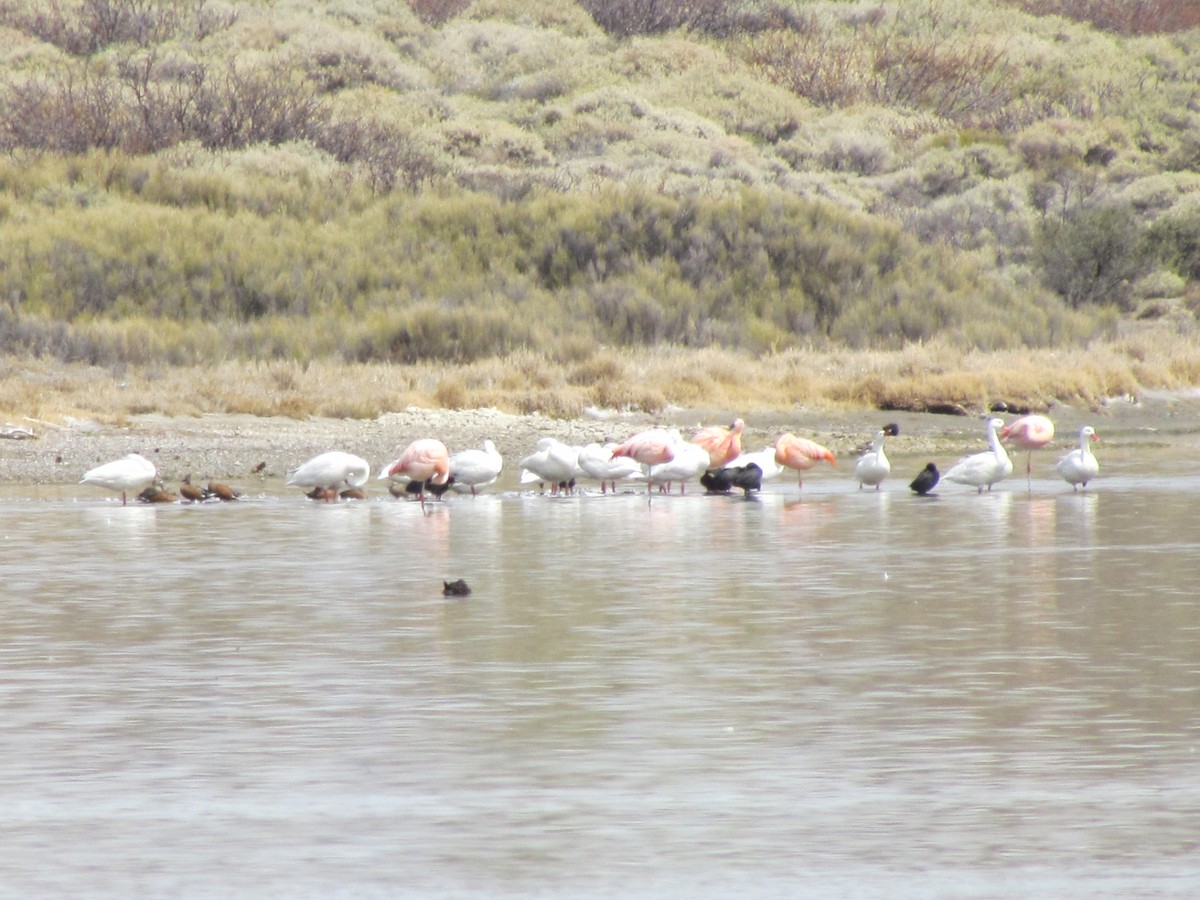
<box><xmin>1</xmin><ymin>448</ymin><xmax>1198</xmax><ymax>898</ymax></box>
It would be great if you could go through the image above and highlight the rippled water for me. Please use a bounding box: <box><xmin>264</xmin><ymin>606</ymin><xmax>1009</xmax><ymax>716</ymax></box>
<box><xmin>2</xmin><ymin>446</ymin><xmax>1198</xmax><ymax>898</ymax></box>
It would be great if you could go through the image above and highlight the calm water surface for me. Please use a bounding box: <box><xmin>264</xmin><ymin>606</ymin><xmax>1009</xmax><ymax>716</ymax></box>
<box><xmin>1</xmin><ymin>446</ymin><xmax>1198</xmax><ymax>898</ymax></box>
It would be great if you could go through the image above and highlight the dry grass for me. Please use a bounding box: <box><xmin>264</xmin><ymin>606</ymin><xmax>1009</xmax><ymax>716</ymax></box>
<box><xmin>4</xmin><ymin>327</ymin><xmax>1197</xmax><ymax>426</ymax></box>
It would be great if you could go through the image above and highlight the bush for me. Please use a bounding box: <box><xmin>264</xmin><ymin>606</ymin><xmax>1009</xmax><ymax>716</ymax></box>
<box><xmin>1148</xmin><ymin>201</ymin><xmax>1200</xmax><ymax>283</ymax></box>
<box><xmin>1004</xmin><ymin>0</ymin><xmax>1200</xmax><ymax>35</ymax></box>
<box><xmin>1035</xmin><ymin>203</ymin><xmax>1152</xmax><ymax>309</ymax></box>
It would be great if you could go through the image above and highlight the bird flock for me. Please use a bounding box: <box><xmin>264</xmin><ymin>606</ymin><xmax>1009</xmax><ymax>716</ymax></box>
<box><xmin>78</xmin><ymin>413</ymin><xmax>1100</xmax><ymax>506</ymax></box>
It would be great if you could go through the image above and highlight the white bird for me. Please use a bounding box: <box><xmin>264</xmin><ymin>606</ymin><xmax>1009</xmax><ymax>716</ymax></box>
<box><xmin>726</xmin><ymin>445</ymin><xmax>785</xmax><ymax>481</ymax></box>
<box><xmin>518</xmin><ymin>438</ymin><xmax>580</xmax><ymax>495</ymax></box>
<box><xmin>80</xmin><ymin>452</ymin><xmax>157</xmax><ymax>505</ymax></box>
<box><xmin>286</xmin><ymin>451</ymin><xmax>371</xmax><ymax>500</ymax></box>
<box><xmin>1055</xmin><ymin>425</ymin><xmax>1099</xmax><ymax>490</ymax></box>
<box><xmin>577</xmin><ymin>442</ymin><xmax>642</xmax><ymax>494</ymax></box>
<box><xmin>646</xmin><ymin>431</ymin><xmax>711</xmax><ymax>494</ymax></box>
<box><xmin>448</xmin><ymin>439</ymin><xmax>503</xmax><ymax>496</ymax></box>
<box><xmin>943</xmin><ymin>417</ymin><xmax>1013</xmax><ymax>494</ymax></box>
<box><xmin>854</xmin><ymin>423</ymin><xmax>900</xmax><ymax>490</ymax></box>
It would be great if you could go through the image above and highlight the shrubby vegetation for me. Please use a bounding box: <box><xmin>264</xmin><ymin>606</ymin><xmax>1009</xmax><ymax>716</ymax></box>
<box><xmin>0</xmin><ymin>0</ymin><xmax>1198</xmax><ymax>413</ymax></box>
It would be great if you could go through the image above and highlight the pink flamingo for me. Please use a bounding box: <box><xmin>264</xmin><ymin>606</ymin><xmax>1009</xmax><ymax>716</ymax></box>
<box><xmin>691</xmin><ymin>418</ymin><xmax>745</xmax><ymax>469</ymax></box>
<box><xmin>611</xmin><ymin>428</ymin><xmax>676</xmax><ymax>494</ymax></box>
<box><xmin>773</xmin><ymin>433</ymin><xmax>837</xmax><ymax>489</ymax></box>
<box><xmin>379</xmin><ymin>438</ymin><xmax>451</xmax><ymax>508</ymax></box>
<box><xmin>1000</xmin><ymin>414</ymin><xmax>1055</xmax><ymax>489</ymax></box>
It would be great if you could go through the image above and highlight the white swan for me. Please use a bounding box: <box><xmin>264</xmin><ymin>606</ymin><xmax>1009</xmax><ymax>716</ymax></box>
<box><xmin>449</xmin><ymin>439</ymin><xmax>503</xmax><ymax>496</ymax></box>
<box><xmin>577</xmin><ymin>442</ymin><xmax>642</xmax><ymax>494</ymax></box>
<box><xmin>943</xmin><ymin>418</ymin><xmax>1013</xmax><ymax>493</ymax></box>
<box><xmin>726</xmin><ymin>445</ymin><xmax>785</xmax><ymax>481</ymax></box>
<box><xmin>286</xmin><ymin>451</ymin><xmax>371</xmax><ymax>496</ymax></box>
<box><xmin>854</xmin><ymin>423</ymin><xmax>899</xmax><ymax>490</ymax></box>
<box><xmin>1055</xmin><ymin>425</ymin><xmax>1099</xmax><ymax>490</ymax></box>
<box><xmin>80</xmin><ymin>452</ymin><xmax>157</xmax><ymax>505</ymax></box>
<box><xmin>646</xmin><ymin>431</ymin><xmax>711</xmax><ymax>494</ymax></box>
<box><xmin>518</xmin><ymin>437</ymin><xmax>580</xmax><ymax>494</ymax></box>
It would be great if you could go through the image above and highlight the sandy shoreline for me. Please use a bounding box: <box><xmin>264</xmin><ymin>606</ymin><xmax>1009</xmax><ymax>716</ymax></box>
<box><xmin>3</xmin><ymin>393</ymin><xmax>1199</xmax><ymax>492</ymax></box>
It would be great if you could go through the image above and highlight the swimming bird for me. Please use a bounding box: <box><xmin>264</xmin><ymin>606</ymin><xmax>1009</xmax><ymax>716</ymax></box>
<box><xmin>443</xmin><ymin>579</ymin><xmax>471</xmax><ymax>597</ymax></box>
<box><xmin>287</xmin><ymin>451</ymin><xmax>371</xmax><ymax>501</ymax></box>
<box><xmin>179</xmin><ymin>473</ymin><xmax>209</xmax><ymax>503</ymax></box>
<box><xmin>379</xmin><ymin>439</ymin><xmax>451</xmax><ymax>507</ymax></box>
<box><xmin>339</xmin><ymin>487</ymin><xmax>368</xmax><ymax>500</ymax></box>
<box><xmin>137</xmin><ymin>483</ymin><xmax>177</xmax><ymax>503</ymax></box>
<box><xmin>1055</xmin><ymin>425</ymin><xmax>1099</xmax><ymax>490</ymax></box>
<box><xmin>80</xmin><ymin>452</ymin><xmax>157</xmax><ymax>505</ymax></box>
<box><xmin>577</xmin><ymin>442</ymin><xmax>642</xmax><ymax>494</ymax></box>
<box><xmin>773</xmin><ymin>433</ymin><xmax>836</xmax><ymax>488</ymax></box>
<box><xmin>943</xmin><ymin>417</ymin><xmax>1013</xmax><ymax>493</ymax></box>
<box><xmin>854</xmin><ymin>423</ymin><xmax>900</xmax><ymax>490</ymax></box>
<box><xmin>448</xmin><ymin>439</ymin><xmax>503</xmax><ymax>496</ymax></box>
<box><xmin>518</xmin><ymin>437</ymin><xmax>580</xmax><ymax>495</ymax></box>
<box><xmin>646</xmin><ymin>433</ymin><xmax>710</xmax><ymax>494</ymax></box>
<box><xmin>909</xmin><ymin>462</ymin><xmax>940</xmax><ymax>495</ymax></box>
<box><xmin>691</xmin><ymin>418</ymin><xmax>745</xmax><ymax>469</ymax></box>
<box><xmin>305</xmin><ymin>486</ymin><xmax>340</xmax><ymax>502</ymax></box>
<box><xmin>1000</xmin><ymin>414</ymin><xmax>1055</xmax><ymax>489</ymax></box>
<box><xmin>701</xmin><ymin>463</ymin><xmax>763</xmax><ymax>498</ymax></box>
<box><xmin>207</xmin><ymin>479</ymin><xmax>240</xmax><ymax>501</ymax></box>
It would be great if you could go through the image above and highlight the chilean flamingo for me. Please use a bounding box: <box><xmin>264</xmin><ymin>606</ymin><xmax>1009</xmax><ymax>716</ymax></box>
<box><xmin>449</xmin><ymin>439</ymin><xmax>503</xmax><ymax>496</ymax></box>
<box><xmin>909</xmin><ymin>463</ymin><xmax>940</xmax><ymax>495</ymax></box>
<box><xmin>380</xmin><ymin>439</ymin><xmax>451</xmax><ymax>508</ymax></box>
<box><xmin>691</xmin><ymin>418</ymin><xmax>745</xmax><ymax>469</ymax></box>
<box><xmin>80</xmin><ymin>452</ymin><xmax>157</xmax><ymax>505</ymax></box>
<box><xmin>1000</xmin><ymin>414</ymin><xmax>1055</xmax><ymax>489</ymax></box>
<box><xmin>943</xmin><ymin>418</ymin><xmax>1012</xmax><ymax>493</ymax></box>
<box><xmin>773</xmin><ymin>433</ymin><xmax>836</xmax><ymax>489</ymax></box>
<box><xmin>611</xmin><ymin>428</ymin><xmax>676</xmax><ymax>494</ymax></box>
<box><xmin>1055</xmin><ymin>425</ymin><xmax>1099</xmax><ymax>490</ymax></box>
<box><xmin>287</xmin><ymin>451</ymin><xmax>371</xmax><ymax>502</ymax></box>
<box><xmin>854</xmin><ymin>423</ymin><xmax>900</xmax><ymax>490</ymax></box>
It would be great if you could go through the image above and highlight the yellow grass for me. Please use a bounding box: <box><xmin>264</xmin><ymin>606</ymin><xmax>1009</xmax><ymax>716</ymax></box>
<box><xmin>3</xmin><ymin>327</ymin><xmax>1196</xmax><ymax>425</ymax></box>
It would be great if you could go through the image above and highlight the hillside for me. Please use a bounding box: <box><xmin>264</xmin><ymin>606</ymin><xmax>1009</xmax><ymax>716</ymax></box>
<box><xmin>1</xmin><ymin>0</ymin><xmax>1199</xmax><ymax>417</ymax></box>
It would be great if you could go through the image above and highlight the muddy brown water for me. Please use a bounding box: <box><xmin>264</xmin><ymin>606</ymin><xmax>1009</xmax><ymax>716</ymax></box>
<box><xmin>1</xmin><ymin>440</ymin><xmax>1197</xmax><ymax>897</ymax></box>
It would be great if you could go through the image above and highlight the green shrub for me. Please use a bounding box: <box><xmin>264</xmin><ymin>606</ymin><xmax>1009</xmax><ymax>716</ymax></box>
<box><xmin>1035</xmin><ymin>203</ymin><xmax>1152</xmax><ymax>309</ymax></box>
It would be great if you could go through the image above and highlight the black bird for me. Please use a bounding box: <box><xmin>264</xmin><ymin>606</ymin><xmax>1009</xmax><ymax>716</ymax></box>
<box><xmin>701</xmin><ymin>467</ymin><xmax>734</xmax><ymax>494</ymax></box>
<box><xmin>443</xmin><ymin>579</ymin><xmax>471</xmax><ymax>597</ymax></box>
<box><xmin>403</xmin><ymin>476</ymin><xmax>456</xmax><ymax>500</ymax></box>
<box><xmin>701</xmin><ymin>463</ymin><xmax>762</xmax><ymax>498</ymax></box>
<box><xmin>910</xmin><ymin>462</ymin><xmax>940</xmax><ymax>495</ymax></box>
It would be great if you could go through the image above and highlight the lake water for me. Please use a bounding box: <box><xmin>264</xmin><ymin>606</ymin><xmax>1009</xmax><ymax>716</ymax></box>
<box><xmin>1</xmin><ymin>445</ymin><xmax>1198</xmax><ymax>898</ymax></box>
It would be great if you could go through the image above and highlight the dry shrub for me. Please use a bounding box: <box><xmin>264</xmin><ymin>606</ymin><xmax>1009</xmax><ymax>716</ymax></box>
<box><xmin>567</xmin><ymin>351</ymin><xmax>626</xmax><ymax>387</ymax></box>
<box><xmin>433</xmin><ymin>376</ymin><xmax>468</xmax><ymax>409</ymax></box>
<box><xmin>407</xmin><ymin>0</ymin><xmax>471</xmax><ymax>27</ymax></box>
<box><xmin>6</xmin><ymin>335</ymin><xmax>1200</xmax><ymax>425</ymax></box>
<box><xmin>1005</xmin><ymin>0</ymin><xmax>1200</xmax><ymax>35</ymax></box>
